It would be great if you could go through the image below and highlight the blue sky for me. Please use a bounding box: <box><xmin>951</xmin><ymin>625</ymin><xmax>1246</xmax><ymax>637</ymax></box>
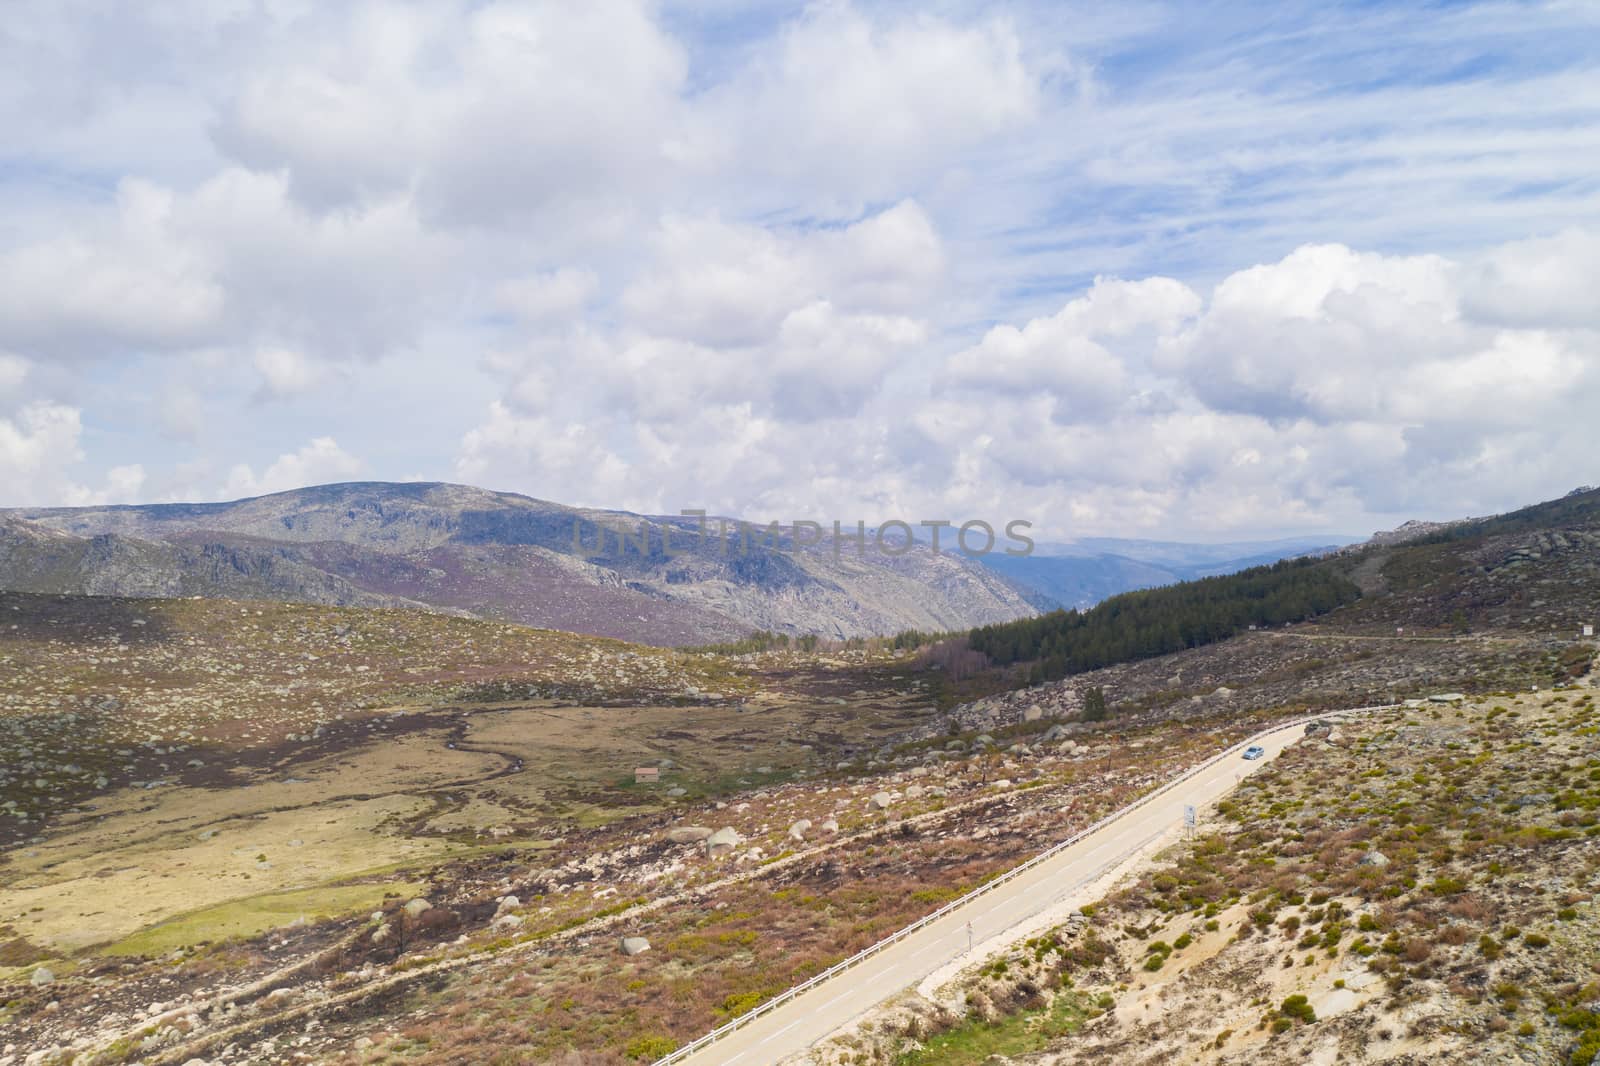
<box><xmin>2</xmin><ymin>0</ymin><xmax>1598</xmax><ymax>539</ymax></box>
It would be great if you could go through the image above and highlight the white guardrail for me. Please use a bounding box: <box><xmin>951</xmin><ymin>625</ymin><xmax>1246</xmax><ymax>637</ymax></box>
<box><xmin>652</xmin><ymin>705</ymin><xmax>1394</xmax><ymax>1065</ymax></box>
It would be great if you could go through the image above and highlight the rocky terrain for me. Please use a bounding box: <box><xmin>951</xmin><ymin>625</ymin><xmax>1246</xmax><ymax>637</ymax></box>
<box><xmin>1</xmin><ymin>483</ymin><xmax>1039</xmax><ymax>647</ymax></box>
<box><xmin>826</xmin><ymin>684</ymin><xmax>1600</xmax><ymax>1066</ymax></box>
<box><xmin>1</xmin><ymin>486</ymin><xmax>1598</xmax><ymax>1065</ymax></box>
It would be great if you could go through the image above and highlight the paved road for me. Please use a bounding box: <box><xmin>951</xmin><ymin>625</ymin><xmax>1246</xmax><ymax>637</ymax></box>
<box><xmin>676</xmin><ymin>718</ymin><xmax>1327</xmax><ymax>1065</ymax></box>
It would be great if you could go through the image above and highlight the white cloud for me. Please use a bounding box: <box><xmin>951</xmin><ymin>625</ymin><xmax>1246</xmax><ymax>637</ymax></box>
<box><xmin>214</xmin><ymin>0</ymin><xmax>689</xmax><ymax>227</ymax></box>
<box><xmin>224</xmin><ymin>436</ymin><xmax>366</xmax><ymax>500</ymax></box>
<box><xmin>1462</xmin><ymin>228</ymin><xmax>1600</xmax><ymax>329</ymax></box>
<box><xmin>0</xmin><ymin>403</ymin><xmax>85</xmax><ymax>505</ymax></box>
<box><xmin>0</xmin><ymin>180</ymin><xmax>223</xmax><ymax>359</ymax></box>
<box><xmin>493</xmin><ymin>269</ymin><xmax>599</xmax><ymax>322</ymax></box>
<box><xmin>455</xmin><ymin>401</ymin><xmax>634</xmax><ymax>508</ymax></box>
<box><xmin>4</xmin><ymin>1</ymin><xmax>1600</xmax><ymax>538</ymax></box>
<box><xmin>253</xmin><ymin>347</ymin><xmax>325</xmax><ymax>400</ymax></box>
<box><xmin>942</xmin><ymin>276</ymin><xmax>1199</xmax><ymax>421</ymax></box>
<box><xmin>0</xmin><ymin>353</ymin><xmax>28</xmax><ymax>403</ymax></box>
<box><xmin>0</xmin><ymin>402</ymin><xmax>146</xmax><ymax>507</ymax></box>
<box><xmin>698</xmin><ymin>3</ymin><xmax>1039</xmax><ymax>211</ymax></box>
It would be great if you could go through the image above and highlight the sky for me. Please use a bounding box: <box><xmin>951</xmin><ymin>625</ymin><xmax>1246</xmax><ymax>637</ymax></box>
<box><xmin>2</xmin><ymin>0</ymin><xmax>1598</xmax><ymax>540</ymax></box>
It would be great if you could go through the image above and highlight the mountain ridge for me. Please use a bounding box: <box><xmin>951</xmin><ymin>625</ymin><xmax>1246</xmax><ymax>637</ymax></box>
<box><xmin>0</xmin><ymin>482</ymin><xmax>1041</xmax><ymax>646</ymax></box>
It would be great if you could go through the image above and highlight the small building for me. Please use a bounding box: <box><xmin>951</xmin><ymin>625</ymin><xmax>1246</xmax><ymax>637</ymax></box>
<box><xmin>634</xmin><ymin>767</ymin><xmax>660</xmax><ymax>785</ymax></box>
<box><xmin>1584</xmin><ymin>623</ymin><xmax>1595</xmax><ymax>637</ymax></box>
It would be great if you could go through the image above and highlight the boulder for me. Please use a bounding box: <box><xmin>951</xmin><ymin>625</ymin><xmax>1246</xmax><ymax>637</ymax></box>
<box><xmin>620</xmin><ymin>936</ymin><xmax>651</xmax><ymax>956</ymax></box>
<box><xmin>705</xmin><ymin>827</ymin><xmax>742</xmax><ymax>856</ymax></box>
<box><xmin>1023</xmin><ymin>704</ymin><xmax>1043</xmax><ymax>722</ymax></box>
<box><xmin>1359</xmin><ymin>851</ymin><xmax>1390</xmax><ymax>868</ymax></box>
<box><xmin>820</xmin><ymin>818</ymin><xmax>839</xmax><ymax>834</ymax></box>
<box><xmin>29</xmin><ymin>967</ymin><xmax>53</xmax><ymax>988</ymax></box>
<box><xmin>667</xmin><ymin>826</ymin><xmax>715</xmax><ymax>844</ymax></box>
<box><xmin>868</xmin><ymin>791</ymin><xmax>894</xmax><ymax>811</ymax></box>
<box><xmin>905</xmin><ymin>785</ymin><xmax>926</xmax><ymax>800</ymax></box>
<box><xmin>788</xmin><ymin>819</ymin><xmax>812</xmax><ymax>842</ymax></box>
<box><xmin>403</xmin><ymin>898</ymin><xmax>432</xmax><ymax>918</ymax></box>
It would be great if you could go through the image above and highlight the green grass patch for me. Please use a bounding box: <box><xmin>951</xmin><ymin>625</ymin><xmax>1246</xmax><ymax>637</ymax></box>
<box><xmin>896</xmin><ymin>994</ymin><xmax>1083</xmax><ymax>1065</ymax></box>
<box><xmin>100</xmin><ymin>880</ymin><xmax>424</xmax><ymax>957</ymax></box>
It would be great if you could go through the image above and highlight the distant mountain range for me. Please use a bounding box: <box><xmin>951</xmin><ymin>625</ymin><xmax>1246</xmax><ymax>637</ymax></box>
<box><xmin>0</xmin><ymin>483</ymin><xmax>1042</xmax><ymax>646</ymax></box>
<box><xmin>975</xmin><ymin>534</ymin><xmax>1356</xmax><ymax>610</ymax></box>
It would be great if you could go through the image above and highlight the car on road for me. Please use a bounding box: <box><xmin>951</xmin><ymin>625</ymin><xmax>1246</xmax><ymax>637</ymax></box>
<box><xmin>1242</xmin><ymin>745</ymin><xmax>1266</xmax><ymax>760</ymax></box>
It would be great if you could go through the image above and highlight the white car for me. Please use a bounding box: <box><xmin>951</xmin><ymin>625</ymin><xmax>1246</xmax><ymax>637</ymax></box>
<box><xmin>1242</xmin><ymin>745</ymin><xmax>1266</xmax><ymax>760</ymax></box>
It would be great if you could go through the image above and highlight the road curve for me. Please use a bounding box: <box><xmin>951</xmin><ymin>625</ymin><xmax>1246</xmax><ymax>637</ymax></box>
<box><xmin>673</xmin><ymin>715</ymin><xmax>1338</xmax><ymax>1065</ymax></box>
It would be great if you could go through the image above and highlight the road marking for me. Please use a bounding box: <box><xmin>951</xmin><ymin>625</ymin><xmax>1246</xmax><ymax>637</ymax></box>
<box><xmin>759</xmin><ymin>1019</ymin><xmax>802</xmax><ymax>1045</ymax></box>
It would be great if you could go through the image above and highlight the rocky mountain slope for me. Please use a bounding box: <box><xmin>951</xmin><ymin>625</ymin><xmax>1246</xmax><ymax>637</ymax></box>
<box><xmin>0</xmin><ymin>483</ymin><xmax>1039</xmax><ymax>645</ymax></box>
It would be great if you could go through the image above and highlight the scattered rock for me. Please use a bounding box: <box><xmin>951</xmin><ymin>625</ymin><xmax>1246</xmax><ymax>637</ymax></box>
<box><xmin>403</xmin><ymin>898</ymin><xmax>432</xmax><ymax>918</ymax></box>
<box><xmin>705</xmin><ymin>827</ymin><xmax>742</xmax><ymax>856</ymax></box>
<box><xmin>620</xmin><ymin>936</ymin><xmax>651</xmax><ymax>956</ymax></box>
<box><xmin>29</xmin><ymin>967</ymin><xmax>53</xmax><ymax>988</ymax></box>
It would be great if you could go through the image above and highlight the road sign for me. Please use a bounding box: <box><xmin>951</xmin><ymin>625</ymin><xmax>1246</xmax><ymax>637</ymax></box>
<box><xmin>1183</xmin><ymin>804</ymin><xmax>1196</xmax><ymax>828</ymax></box>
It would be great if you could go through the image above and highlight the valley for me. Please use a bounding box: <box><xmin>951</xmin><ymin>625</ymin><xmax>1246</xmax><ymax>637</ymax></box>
<box><xmin>0</xmin><ymin>487</ymin><xmax>1596</xmax><ymax>1066</ymax></box>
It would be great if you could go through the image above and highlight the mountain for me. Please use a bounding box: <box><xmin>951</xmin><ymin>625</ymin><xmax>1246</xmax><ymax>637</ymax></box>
<box><xmin>977</xmin><ymin>534</ymin><xmax>1354</xmax><ymax>610</ymax></box>
<box><xmin>0</xmin><ymin>482</ymin><xmax>1038</xmax><ymax>646</ymax></box>
<box><xmin>956</xmin><ymin>484</ymin><xmax>1600</xmax><ymax>695</ymax></box>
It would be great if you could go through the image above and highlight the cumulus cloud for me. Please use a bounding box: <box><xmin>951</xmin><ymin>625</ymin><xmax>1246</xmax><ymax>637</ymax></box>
<box><xmin>922</xmin><ymin>238</ymin><xmax>1600</xmax><ymax>527</ymax></box>
<box><xmin>0</xmin><ymin>353</ymin><xmax>28</xmax><ymax>403</ymax></box>
<box><xmin>697</xmin><ymin>3</ymin><xmax>1039</xmax><ymax>211</ymax></box>
<box><xmin>6</xmin><ymin>1</ymin><xmax>1600</xmax><ymax>538</ymax></box>
<box><xmin>0</xmin><ymin>180</ymin><xmax>223</xmax><ymax>359</ymax></box>
<box><xmin>0</xmin><ymin>402</ymin><xmax>145</xmax><ymax>507</ymax></box>
<box><xmin>493</xmin><ymin>269</ymin><xmax>599</xmax><ymax>323</ymax></box>
<box><xmin>1462</xmin><ymin>229</ymin><xmax>1600</xmax><ymax>329</ymax></box>
<box><xmin>942</xmin><ymin>277</ymin><xmax>1200</xmax><ymax>421</ymax></box>
<box><xmin>223</xmin><ymin>437</ymin><xmax>366</xmax><ymax>500</ymax></box>
<box><xmin>215</xmin><ymin>0</ymin><xmax>689</xmax><ymax>227</ymax></box>
<box><xmin>253</xmin><ymin>347</ymin><xmax>326</xmax><ymax>400</ymax></box>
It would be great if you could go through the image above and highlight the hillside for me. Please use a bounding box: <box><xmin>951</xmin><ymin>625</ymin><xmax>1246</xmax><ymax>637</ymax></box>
<box><xmin>829</xmin><ymin>689</ymin><xmax>1600</xmax><ymax>1066</ymax></box>
<box><xmin>0</xmin><ymin>483</ymin><xmax>1038</xmax><ymax>646</ymax></box>
<box><xmin>2</xmin><ymin>487</ymin><xmax>1597</xmax><ymax>1066</ymax></box>
<box><xmin>946</xmin><ymin>486</ymin><xmax>1600</xmax><ymax>701</ymax></box>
